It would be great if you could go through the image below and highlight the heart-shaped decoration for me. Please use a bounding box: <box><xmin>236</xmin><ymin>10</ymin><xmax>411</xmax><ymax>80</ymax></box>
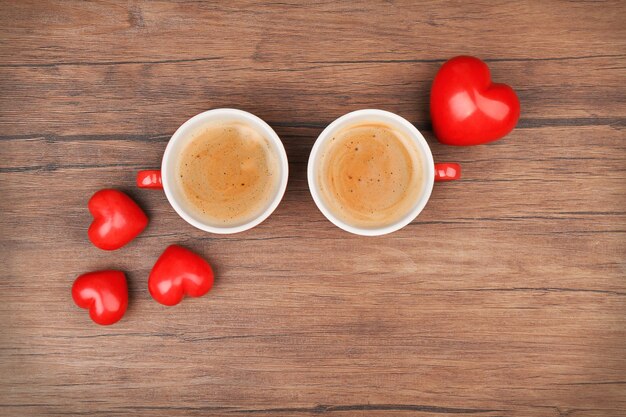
<box><xmin>149</xmin><ymin>245</ymin><xmax>214</xmax><ymax>306</ymax></box>
<box><xmin>88</xmin><ymin>189</ymin><xmax>148</xmax><ymax>250</ymax></box>
<box><xmin>72</xmin><ymin>270</ymin><xmax>128</xmax><ymax>325</ymax></box>
<box><xmin>430</xmin><ymin>56</ymin><xmax>520</xmax><ymax>146</ymax></box>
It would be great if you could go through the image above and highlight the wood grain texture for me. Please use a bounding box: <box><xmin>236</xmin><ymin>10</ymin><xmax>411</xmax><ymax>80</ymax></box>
<box><xmin>1</xmin><ymin>1</ymin><xmax>625</xmax><ymax>416</ymax></box>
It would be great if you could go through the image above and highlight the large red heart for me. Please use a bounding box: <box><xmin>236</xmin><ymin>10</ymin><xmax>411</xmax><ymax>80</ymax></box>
<box><xmin>430</xmin><ymin>56</ymin><xmax>520</xmax><ymax>146</ymax></box>
<box><xmin>149</xmin><ymin>245</ymin><xmax>214</xmax><ymax>306</ymax></box>
<box><xmin>72</xmin><ymin>270</ymin><xmax>128</xmax><ymax>325</ymax></box>
<box><xmin>88</xmin><ymin>189</ymin><xmax>148</xmax><ymax>250</ymax></box>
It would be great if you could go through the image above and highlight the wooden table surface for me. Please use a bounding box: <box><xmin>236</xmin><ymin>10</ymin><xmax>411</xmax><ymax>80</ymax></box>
<box><xmin>1</xmin><ymin>1</ymin><xmax>625</xmax><ymax>416</ymax></box>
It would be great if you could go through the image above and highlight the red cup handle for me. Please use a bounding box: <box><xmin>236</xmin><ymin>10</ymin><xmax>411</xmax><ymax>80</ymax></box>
<box><xmin>434</xmin><ymin>163</ymin><xmax>461</xmax><ymax>181</ymax></box>
<box><xmin>137</xmin><ymin>170</ymin><xmax>163</xmax><ymax>189</ymax></box>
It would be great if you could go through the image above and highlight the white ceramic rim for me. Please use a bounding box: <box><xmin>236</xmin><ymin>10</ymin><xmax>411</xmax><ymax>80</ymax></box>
<box><xmin>307</xmin><ymin>109</ymin><xmax>435</xmax><ymax>236</ymax></box>
<box><xmin>161</xmin><ymin>108</ymin><xmax>289</xmax><ymax>234</ymax></box>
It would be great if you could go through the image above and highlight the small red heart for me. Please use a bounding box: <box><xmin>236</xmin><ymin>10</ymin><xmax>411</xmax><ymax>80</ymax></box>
<box><xmin>430</xmin><ymin>56</ymin><xmax>520</xmax><ymax>146</ymax></box>
<box><xmin>72</xmin><ymin>270</ymin><xmax>128</xmax><ymax>325</ymax></box>
<box><xmin>88</xmin><ymin>189</ymin><xmax>148</xmax><ymax>250</ymax></box>
<box><xmin>149</xmin><ymin>245</ymin><xmax>214</xmax><ymax>306</ymax></box>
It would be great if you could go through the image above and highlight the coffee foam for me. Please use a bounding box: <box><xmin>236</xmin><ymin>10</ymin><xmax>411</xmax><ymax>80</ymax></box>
<box><xmin>317</xmin><ymin>123</ymin><xmax>424</xmax><ymax>229</ymax></box>
<box><xmin>176</xmin><ymin>121</ymin><xmax>280</xmax><ymax>227</ymax></box>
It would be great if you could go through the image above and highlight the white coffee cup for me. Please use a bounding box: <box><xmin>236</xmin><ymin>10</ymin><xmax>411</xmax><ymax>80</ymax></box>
<box><xmin>307</xmin><ymin>109</ymin><xmax>460</xmax><ymax>236</ymax></box>
<box><xmin>137</xmin><ymin>108</ymin><xmax>289</xmax><ymax>234</ymax></box>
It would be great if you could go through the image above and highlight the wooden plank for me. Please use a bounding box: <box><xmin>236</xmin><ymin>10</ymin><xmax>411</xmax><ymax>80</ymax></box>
<box><xmin>1</xmin><ymin>56</ymin><xmax>625</xmax><ymax>136</ymax></box>
<box><xmin>1</xmin><ymin>0</ymin><xmax>625</xmax><ymax>65</ymax></box>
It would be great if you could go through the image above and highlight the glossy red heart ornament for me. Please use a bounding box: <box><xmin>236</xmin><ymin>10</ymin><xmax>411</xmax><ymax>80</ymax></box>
<box><xmin>72</xmin><ymin>270</ymin><xmax>128</xmax><ymax>325</ymax></box>
<box><xmin>430</xmin><ymin>56</ymin><xmax>520</xmax><ymax>146</ymax></box>
<box><xmin>149</xmin><ymin>245</ymin><xmax>214</xmax><ymax>306</ymax></box>
<box><xmin>88</xmin><ymin>189</ymin><xmax>148</xmax><ymax>250</ymax></box>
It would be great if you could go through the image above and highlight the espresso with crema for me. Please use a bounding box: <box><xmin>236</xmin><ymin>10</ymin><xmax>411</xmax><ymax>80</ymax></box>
<box><xmin>317</xmin><ymin>123</ymin><xmax>424</xmax><ymax>229</ymax></box>
<box><xmin>177</xmin><ymin>122</ymin><xmax>280</xmax><ymax>227</ymax></box>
